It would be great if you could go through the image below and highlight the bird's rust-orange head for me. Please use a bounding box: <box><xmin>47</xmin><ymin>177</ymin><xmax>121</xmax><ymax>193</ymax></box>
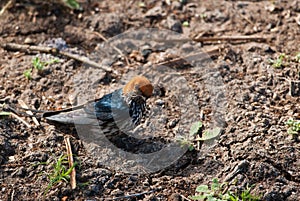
<box><xmin>123</xmin><ymin>76</ymin><xmax>153</xmax><ymax>98</ymax></box>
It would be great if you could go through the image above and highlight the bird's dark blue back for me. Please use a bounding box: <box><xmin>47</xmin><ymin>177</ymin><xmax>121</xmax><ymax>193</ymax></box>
<box><xmin>84</xmin><ymin>89</ymin><xmax>129</xmax><ymax>121</ymax></box>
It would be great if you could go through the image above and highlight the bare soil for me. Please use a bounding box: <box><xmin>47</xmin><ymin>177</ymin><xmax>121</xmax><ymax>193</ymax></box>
<box><xmin>0</xmin><ymin>0</ymin><xmax>299</xmax><ymax>200</ymax></box>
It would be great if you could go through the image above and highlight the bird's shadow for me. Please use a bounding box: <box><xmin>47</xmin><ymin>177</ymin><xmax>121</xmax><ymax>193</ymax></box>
<box><xmin>47</xmin><ymin>120</ymin><xmax>166</xmax><ymax>154</ymax></box>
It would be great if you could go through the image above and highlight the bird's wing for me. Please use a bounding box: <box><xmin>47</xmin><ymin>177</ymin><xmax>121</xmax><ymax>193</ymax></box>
<box><xmin>83</xmin><ymin>91</ymin><xmax>115</xmax><ymax>121</ymax></box>
<box><xmin>43</xmin><ymin>89</ymin><xmax>125</xmax><ymax>125</ymax></box>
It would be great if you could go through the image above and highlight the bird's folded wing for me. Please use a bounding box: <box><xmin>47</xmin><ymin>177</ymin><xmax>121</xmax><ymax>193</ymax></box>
<box><xmin>42</xmin><ymin>89</ymin><xmax>123</xmax><ymax>124</ymax></box>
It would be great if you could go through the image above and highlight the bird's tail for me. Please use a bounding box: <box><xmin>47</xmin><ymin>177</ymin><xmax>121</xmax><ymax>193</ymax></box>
<box><xmin>1</xmin><ymin>103</ymin><xmax>45</xmax><ymax>118</ymax></box>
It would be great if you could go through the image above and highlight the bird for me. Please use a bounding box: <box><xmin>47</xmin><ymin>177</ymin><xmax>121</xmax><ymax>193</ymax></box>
<box><xmin>42</xmin><ymin>76</ymin><xmax>154</xmax><ymax>134</ymax></box>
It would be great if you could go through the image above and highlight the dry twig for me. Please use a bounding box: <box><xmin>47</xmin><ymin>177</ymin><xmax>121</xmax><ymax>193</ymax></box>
<box><xmin>18</xmin><ymin>100</ymin><xmax>40</xmax><ymax>126</ymax></box>
<box><xmin>1</xmin><ymin>43</ymin><xmax>112</xmax><ymax>72</ymax></box>
<box><xmin>193</xmin><ymin>35</ymin><xmax>267</xmax><ymax>43</ymax></box>
<box><xmin>64</xmin><ymin>137</ymin><xmax>76</xmax><ymax>189</ymax></box>
<box><xmin>0</xmin><ymin>0</ymin><xmax>13</xmax><ymax>16</ymax></box>
<box><xmin>10</xmin><ymin>112</ymin><xmax>31</xmax><ymax>128</ymax></box>
<box><xmin>156</xmin><ymin>47</ymin><xmax>222</xmax><ymax>67</ymax></box>
<box><xmin>155</xmin><ymin>35</ymin><xmax>267</xmax><ymax>43</ymax></box>
<box><xmin>104</xmin><ymin>190</ymin><xmax>156</xmax><ymax>200</ymax></box>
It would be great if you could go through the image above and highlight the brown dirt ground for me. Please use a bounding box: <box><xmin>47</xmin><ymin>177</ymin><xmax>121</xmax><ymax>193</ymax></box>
<box><xmin>0</xmin><ymin>0</ymin><xmax>300</xmax><ymax>200</ymax></box>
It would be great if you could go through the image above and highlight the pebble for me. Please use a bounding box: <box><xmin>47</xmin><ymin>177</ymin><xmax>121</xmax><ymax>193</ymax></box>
<box><xmin>24</xmin><ymin>37</ymin><xmax>34</xmax><ymax>44</ymax></box>
<box><xmin>155</xmin><ymin>99</ymin><xmax>165</xmax><ymax>106</ymax></box>
<box><xmin>168</xmin><ymin>119</ymin><xmax>178</xmax><ymax>128</ymax></box>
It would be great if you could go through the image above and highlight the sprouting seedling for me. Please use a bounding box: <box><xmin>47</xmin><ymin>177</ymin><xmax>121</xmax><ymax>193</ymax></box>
<box><xmin>61</xmin><ymin>0</ymin><xmax>81</xmax><ymax>10</ymax></box>
<box><xmin>32</xmin><ymin>57</ymin><xmax>59</xmax><ymax>71</ymax></box>
<box><xmin>190</xmin><ymin>121</ymin><xmax>203</xmax><ymax>137</ymax></box>
<box><xmin>190</xmin><ymin>178</ymin><xmax>261</xmax><ymax>201</ymax></box>
<box><xmin>196</xmin><ymin>127</ymin><xmax>221</xmax><ymax>141</ymax></box>
<box><xmin>176</xmin><ymin>136</ymin><xmax>195</xmax><ymax>151</ymax></box>
<box><xmin>177</xmin><ymin>121</ymin><xmax>203</xmax><ymax>151</ymax></box>
<box><xmin>44</xmin><ymin>154</ymin><xmax>77</xmax><ymax>195</ymax></box>
<box><xmin>189</xmin><ymin>178</ymin><xmax>229</xmax><ymax>201</ymax></box>
<box><xmin>23</xmin><ymin>68</ymin><xmax>32</xmax><ymax>80</ymax></box>
<box><xmin>285</xmin><ymin>118</ymin><xmax>300</xmax><ymax>140</ymax></box>
<box><xmin>25</xmin><ymin>56</ymin><xmax>60</xmax><ymax>79</ymax></box>
<box><xmin>32</xmin><ymin>57</ymin><xmax>44</xmax><ymax>71</ymax></box>
<box><xmin>228</xmin><ymin>184</ymin><xmax>261</xmax><ymax>201</ymax></box>
<box><xmin>268</xmin><ymin>53</ymin><xmax>286</xmax><ymax>68</ymax></box>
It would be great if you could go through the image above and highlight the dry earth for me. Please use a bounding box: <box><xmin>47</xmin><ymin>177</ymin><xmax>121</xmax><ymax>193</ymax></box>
<box><xmin>0</xmin><ymin>0</ymin><xmax>299</xmax><ymax>200</ymax></box>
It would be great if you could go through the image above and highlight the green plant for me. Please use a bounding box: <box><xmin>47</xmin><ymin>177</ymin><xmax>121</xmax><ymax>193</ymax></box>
<box><xmin>196</xmin><ymin>127</ymin><xmax>221</xmax><ymax>141</ymax></box>
<box><xmin>32</xmin><ymin>57</ymin><xmax>44</xmax><ymax>71</ymax></box>
<box><xmin>44</xmin><ymin>154</ymin><xmax>77</xmax><ymax>195</ymax></box>
<box><xmin>176</xmin><ymin>121</ymin><xmax>203</xmax><ymax>151</ymax></box>
<box><xmin>190</xmin><ymin>179</ymin><xmax>261</xmax><ymax>201</ymax></box>
<box><xmin>176</xmin><ymin>122</ymin><xmax>221</xmax><ymax>151</ymax></box>
<box><xmin>61</xmin><ymin>0</ymin><xmax>81</xmax><ymax>10</ymax></box>
<box><xmin>176</xmin><ymin>136</ymin><xmax>195</xmax><ymax>151</ymax></box>
<box><xmin>190</xmin><ymin>178</ymin><xmax>229</xmax><ymax>201</ymax></box>
<box><xmin>268</xmin><ymin>54</ymin><xmax>286</xmax><ymax>68</ymax></box>
<box><xmin>227</xmin><ymin>185</ymin><xmax>261</xmax><ymax>201</ymax></box>
<box><xmin>285</xmin><ymin>118</ymin><xmax>300</xmax><ymax>140</ymax></box>
<box><xmin>190</xmin><ymin>121</ymin><xmax>203</xmax><ymax>136</ymax></box>
<box><xmin>23</xmin><ymin>68</ymin><xmax>32</xmax><ymax>80</ymax></box>
<box><xmin>32</xmin><ymin>57</ymin><xmax>59</xmax><ymax>71</ymax></box>
<box><xmin>24</xmin><ymin>56</ymin><xmax>60</xmax><ymax>79</ymax></box>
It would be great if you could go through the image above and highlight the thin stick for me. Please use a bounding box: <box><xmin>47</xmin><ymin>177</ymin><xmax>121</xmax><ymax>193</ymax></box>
<box><xmin>0</xmin><ymin>0</ymin><xmax>13</xmax><ymax>16</ymax></box>
<box><xmin>181</xmin><ymin>194</ymin><xmax>192</xmax><ymax>201</ymax></box>
<box><xmin>64</xmin><ymin>137</ymin><xmax>76</xmax><ymax>189</ymax></box>
<box><xmin>10</xmin><ymin>189</ymin><xmax>15</xmax><ymax>201</ymax></box>
<box><xmin>1</xmin><ymin>43</ymin><xmax>112</xmax><ymax>72</ymax></box>
<box><xmin>156</xmin><ymin>47</ymin><xmax>221</xmax><ymax>67</ymax></box>
<box><xmin>155</xmin><ymin>35</ymin><xmax>267</xmax><ymax>43</ymax></box>
<box><xmin>104</xmin><ymin>190</ymin><xmax>156</xmax><ymax>200</ymax></box>
<box><xmin>10</xmin><ymin>113</ymin><xmax>31</xmax><ymax>128</ymax></box>
<box><xmin>193</xmin><ymin>35</ymin><xmax>267</xmax><ymax>42</ymax></box>
<box><xmin>18</xmin><ymin>100</ymin><xmax>40</xmax><ymax>126</ymax></box>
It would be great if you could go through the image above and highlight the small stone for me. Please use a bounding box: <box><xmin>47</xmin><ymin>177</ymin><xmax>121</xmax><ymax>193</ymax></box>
<box><xmin>155</xmin><ymin>99</ymin><xmax>165</xmax><ymax>106</ymax></box>
<box><xmin>24</xmin><ymin>37</ymin><xmax>34</xmax><ymax>44</ymax></box>
<box><xmin>168</xmin><ymin>119</ymin><xmax>178</xmax><ymax>128</ymax></box>
<box><xmin>166</xmin><ymin>15</ymin><xmax>182</xmax><ymax>33</ymax></box>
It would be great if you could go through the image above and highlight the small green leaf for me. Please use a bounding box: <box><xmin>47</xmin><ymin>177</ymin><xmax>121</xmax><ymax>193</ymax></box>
<box><xmin>188</xmin><ymin>144</ymin><xmax>195</xmax><ymax>151</ymax></box>
<box><xmin>23</xmin><ymin>69</ymin><xmax>32</xmax><ymax>80</ymax></box>
<box><xmin>195</xmin><ymin>185</ymin><xmax>210</xmax><ymax>193</ymax></box>
<box><xmin>206</xmin><ymin>195</ymin><xmax>217</xmax><ymax>201</ymax></box>
<box><xmin>190</xmin><ymin>121</ymin><xmax>203</xmax><ymax>136</ymax></box>
<box><xmin>197</xmin><ymin>127</ymin><xmax>221</xmax><ymax>141</ymax></box>
<box><xmin>269</xmin><ymin>53</ymin><xmax>286</xmax><ymax>68</ymax></box>
<box><xmin>62</xmin><ymin>0</ymin><xmax>81</xmax><ymax>10</ymax></box>
<box><xmin>32</xmin><ymin>57</ymin><xmax>44</xmax><ymax>71</ymax></box>
<box><xmin>211</xmin><ymin>178</ymin><xmax>220</xmax><ymax>191</ymax></box>
<box><xmin>189</xmin><ymin>195</ymin><xmax>207</xmax><ymax>200</ymax></box>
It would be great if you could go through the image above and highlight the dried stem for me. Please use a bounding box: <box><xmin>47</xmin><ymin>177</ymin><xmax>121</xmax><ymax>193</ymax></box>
<box><xmin>1</xmin><ymin>43</ymin><xmax>112</xmax><ymax>72</ymax></box>
<box><xmin>64</xmin><ymin>137</ymin><xmax>76</xmax><ymax>189</ymax></box>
